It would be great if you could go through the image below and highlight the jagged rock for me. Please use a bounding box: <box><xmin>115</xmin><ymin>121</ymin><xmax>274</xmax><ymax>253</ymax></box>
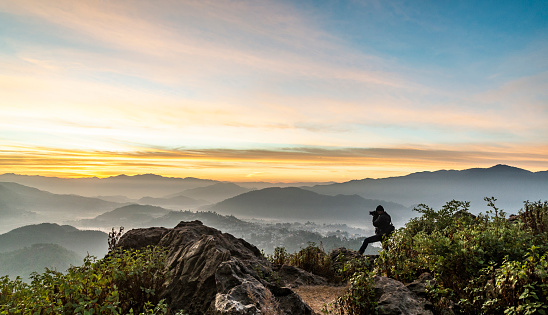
<box><xmin>116</xmin><ymin>220</ymin><xmax>313</xmax><ymax>315</ymax></box>
<box><xmin>273</xmin><ymin>264</ymin><xmax>328</xmax><ymax>288</ymax></box>
<box><xmin>116</xmin><ymin>226</ymin><xmax>168</xmax><ymax>250</ymax></box>
<box><xmin>405</xmin><ymin>272</ymin><xmax>433</xmax><ymax>298</ymax></box>
<box><xmin>373</xmin><ymin>275</ymin><xmax>434</xmax><ymax>315</ymax></box>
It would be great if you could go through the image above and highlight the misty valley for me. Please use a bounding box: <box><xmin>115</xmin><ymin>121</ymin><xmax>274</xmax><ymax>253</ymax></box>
<box><xmin>1</xmin><ymin>164</ymin><xmax>548</xmax><ymax>281</ymax></box>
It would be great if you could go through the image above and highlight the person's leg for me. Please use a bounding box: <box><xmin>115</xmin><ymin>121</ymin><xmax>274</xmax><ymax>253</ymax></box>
<box><xmin>358</xmin><ymin>234</ymin><xmax>383</xmax><ymax>254</ymax></box>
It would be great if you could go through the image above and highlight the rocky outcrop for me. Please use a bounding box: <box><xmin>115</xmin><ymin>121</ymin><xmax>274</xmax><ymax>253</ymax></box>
<box><xmin>373</xmin><ymin>275</ymin><xmax>434</xmax><ymax>315</ymax></box>
<box><xmin>272</xmin><ymin>264</ymin><xmax>328</xmax><ymax>288</ymax></box>
<box><xmin>116</xmin><ymin>220</ymin><xmax>313</xmax><ymax>315</ymax></box>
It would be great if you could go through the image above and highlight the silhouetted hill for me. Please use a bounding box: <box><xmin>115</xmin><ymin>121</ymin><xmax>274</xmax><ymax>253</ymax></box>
<box><xmin>206</xmin><ymin>187</ymin><xmax>410</xmax><ymax>225</ymax></box>
<box><xmin>0</xmin><ymin>174</ymin><xmax>219</xmax><ymax>199</ymax></box>
<box><xmin>138</xmin><ymin>195</ymin><xmax>206</xmax><ymax>208</ymax></box>
<box><xmin>305</xmin><ymin>165</ymin><xmax>548</xmax><ymax>212</ymax></box>
<box><xmin>0</xmin><ymin>243</ymin><xmax>81</xmax><ymax>282</ymax></box>
<box><xmin>0</xmin><ymin>223</ymin><xmax>108</xmax><ymax>258</ymax></box>
<box><xmin>166</xmin><ymin>182</ymin><xmax>251</xmax><ymax>203</ymax></box>
<box><xmin>0</xmin><ymin>182</ymin><xmax>122</xmax><ymax>218</ymax></box>
<box><xmin>0</xmin><ymin>184</ymin><xmax>37</xmax><ymax>230</ymax></box>
<box><xmin>75</xmin><ymin>204</ymin><xmax>171</xmax><ymax>229</ymax></box>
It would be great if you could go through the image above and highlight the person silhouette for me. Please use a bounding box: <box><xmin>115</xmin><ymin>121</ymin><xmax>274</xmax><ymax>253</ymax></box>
<box><xmin>358</xmin><ymin>205</ymin><xmax>395</xmax><ymax>255</ymax></box>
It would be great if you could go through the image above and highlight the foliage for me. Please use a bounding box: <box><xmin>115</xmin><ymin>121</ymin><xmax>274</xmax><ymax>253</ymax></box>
<box><xmin>0</xmin><ymin>243</ymin><xmax>82</xmax><ymax>283</ymax></box>
<box><xmin>328</xmin><ymin>270</ymin><xmax>377</xmax><ymax>315</ymax></box>
<box><xmin>0</xmin><ymin>246</ymin><xmax>181</xmax><ymax>315</ymax></box>
<box><xmin>269</xmin><ymin>244</ymin><xmax>378</xmax><ymax>314</ymax></box>
<box><xmin>521</xmin><ymin>200</ymin><xmax>548</xmax><ymax>237</ymax></box>
<box><xmin>462</xmin><ymin>245</ymin><xmax>548</xmax><ymax>314</ymax></box>
<box><xmin>268</xmin><ymin>242</ymin><xmax>336</xmax><ymax>280</ymax></box>
<box><xmin>323</xmin><ymin>256</ymin><xmax>376</xmax><ymax>315</ymax></box>
<box><xmin>108</xmin><ymin>226</ymin><xmax>125</xmax><ymax>252</ymax></box>
<box><xmin>374</xmin><ymin>198</ymin><xmax>548</xmax><ymax>314</ymax></box>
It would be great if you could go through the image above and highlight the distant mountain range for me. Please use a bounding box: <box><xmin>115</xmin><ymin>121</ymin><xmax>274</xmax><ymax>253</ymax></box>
<box><xmin>0</xmin><ymin>173</ymin><xmax>218</xmax><ymax>198</ymax></box>
<box><xmin>0</xmin><ymin>182</ymin><xmax>123</xmax><ymax>232</ymax></box>
<box><xmin>304</xmin><ymin>164</ymin><xmax>548</xmax><ymax>212</ymax></box>
<box><xmin>1</xmin><ymin>165</ymin><xmax>547</xmax><ymax>226</ymax></box>
<box><xmin>205</xmin><ymin>187</ymin><xmax>411</xmax><ymax>225</ymax></box>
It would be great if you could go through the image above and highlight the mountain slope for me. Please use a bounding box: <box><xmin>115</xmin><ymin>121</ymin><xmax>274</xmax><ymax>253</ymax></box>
<box><xmin>75</xmin><ymin>204</ymin><xmax>171</xmax><ymax>229</ymax></box>
<box><xmin>0</xmin><ymin>223</ymin><xmax>108</xmax><ymax>258</ymax></box>
<box><xmin>305</xmin><ymin>164</ymin><xmax>548</xmax><ymax>212</ymax></box>
<box><xmin>167</xmin><ymin>182</ymin><xmax>252</xmax><ymax>203</ymax></box>
<box><xmin>0</xmin><ymin>182</ymin><xmax>122</xmax><ymax>216</ymax></box>
<box><xmin>138</xmin><ymin>195</ymin><xmax>205</xmax><ymax>207</ymax></box>
<box><xmin>0</xmin><ymin>173</ymin><xmax>219</xmax><ymax>198</ymax></box>
<box><xmin>206</xmin><ymin>187</ymin><xmax>410</xmax><ymax>225</ymax></box>
<box><xmin>0</xmin><ymin>243</ymin><xmax>82</xmax><ymax>282</ymax></box>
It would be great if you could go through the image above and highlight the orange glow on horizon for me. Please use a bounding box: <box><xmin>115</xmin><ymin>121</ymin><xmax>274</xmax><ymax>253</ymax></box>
<box><xmin>3</xmin><ymin>144</ymin><xmax>548</xmax><ymax>183</ymax></box>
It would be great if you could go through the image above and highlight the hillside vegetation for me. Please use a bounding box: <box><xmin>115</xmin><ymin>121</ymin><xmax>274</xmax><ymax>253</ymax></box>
<box><xmin>0</xmin><ymin>247</ymin><xmax>177</xmax><ymax>314</ymax></box>
<box><xmin>332</xmin><ymin>198</ymin><xmax>548</xmax><ymax>314</ymax></box>
<box><xmin>1</xmin><ymin>198</ymin><xmax>546</xmax><ymax>314</ymax></box>
<box><xmin>0</xmin><ymin>244</ymin><xmax>81</xmax><ymax>282</ymax></box>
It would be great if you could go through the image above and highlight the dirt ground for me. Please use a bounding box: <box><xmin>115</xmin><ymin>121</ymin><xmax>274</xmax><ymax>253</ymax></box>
<box><xmin>293</xmin><ymin>285</ymin><xmax>349</xmax><ymax>314</ymax></box>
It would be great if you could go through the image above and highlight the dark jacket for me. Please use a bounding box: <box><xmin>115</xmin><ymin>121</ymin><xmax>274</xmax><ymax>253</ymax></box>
<box><xmin>373</xmin><ymin>212</ymin><xmax>395</xmax><ymax>236</ymax></box>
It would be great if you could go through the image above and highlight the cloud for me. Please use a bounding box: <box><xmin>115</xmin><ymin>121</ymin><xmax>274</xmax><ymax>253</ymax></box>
<box><xmin>2</xmin><ymin>144</ymin><xmax>547</xmax><ymax>181</ymax></box>
<box><xmin>1</xmin><ymin>0</ymin><xmax>547</xmax><ymax>180</ymax></box>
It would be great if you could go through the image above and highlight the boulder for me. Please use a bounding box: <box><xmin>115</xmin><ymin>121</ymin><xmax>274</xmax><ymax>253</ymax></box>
<box><xmin>405</xmin><ymin>272</ymin><xmax>433</xmax><ymax>299</ymax></box>
<box><xmin>116</xmin><ymin>220</ymin><xmax>313</xmax><ymax>315</ymax></box>
<box><xmin>373</xmin><ymin>275</ymin><xmax>433</xmax><ymax>315</ymax></box>
<box><xmin>273</xmin><ymin>264</ymin><xmax>328</xmax><ymax>288</ymax></box>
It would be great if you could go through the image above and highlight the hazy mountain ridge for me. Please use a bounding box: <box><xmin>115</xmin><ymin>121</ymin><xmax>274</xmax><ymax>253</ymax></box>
<box><xmin>0</xmin><ymin>173</ymin><xmax>218</xmax><ymax>198</ymax></box>
<box><xmin>305</xmin><ymin>164</ymin><xmax>548</xmax><ymax>212</ymax></box>
<box><xmin>167</xmin><ymin>182</ymin><xmax>252</xmax><ymax>203</ymax></box>
<box><xmin>138</xmin><ymin>195</ymin><xmax>206</xmax><ymax>208</ymax></box>
<box><xmin>205</xmin><ymin>186</ymin><xmax>410</xmax><ymax>226</ymax></box>
<box><xmin>2</xmin><ymin>164</ymin><xmax>546</xmax><ymax>232</ymax></box>
<box><xmin>0</xmin><ymin>182</ymin><xmax>122</xmax><ymax>214</ymax></box>
<box><xmin>74</xmin><ymin>204</ymin><xmax>172</xmax><ymax>228</ymax></box>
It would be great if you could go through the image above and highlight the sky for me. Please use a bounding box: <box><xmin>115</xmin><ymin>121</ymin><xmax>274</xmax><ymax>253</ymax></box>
<box><xmin>1</xmin><ymin>0</ymin><xmax>548</xmax><ymax>182</ymax></box>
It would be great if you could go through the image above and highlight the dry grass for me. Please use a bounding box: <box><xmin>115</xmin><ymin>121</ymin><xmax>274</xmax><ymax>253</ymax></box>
<box><xmin>293</xmin><ymin>285</ymin><xmax>349</xmax><ymax>314</ymax></box>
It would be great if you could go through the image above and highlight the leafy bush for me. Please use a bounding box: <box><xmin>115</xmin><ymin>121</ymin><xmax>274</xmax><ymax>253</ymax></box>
<box><xmin>268</xmin><ymin>242</ymin><xmax>336</xmax><ymax>280</ymax></box>
<box><xmin>375</xmin><ymin>198</ymin><xmax>548</xmax><ymax>314</ymax></box>
<box><xmin>0</xmin><ymin>246</ymin><xmax>179</xmax><ymax>314</ymax></box>
<box><xmin>521</xmin><ymin>200</ymin><xmax>548</xmax><ymax>237</ymax></box>
<box><xmin>328</xmin><ymin>270</ymin><xmax>377</xmax><ymax>315</ymax></box>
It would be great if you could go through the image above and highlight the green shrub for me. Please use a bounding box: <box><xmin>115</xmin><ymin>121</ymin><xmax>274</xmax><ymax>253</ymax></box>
<box><xmin>375</xmin><ymin>198</ymin><xmax>548</xmax><ymax>314</ymax></box>
<box><xmin>521</xmin><ymin>200</ymin><xmax>548</xmax><ymax>237</ymax></box>
<box><xmin>462</xmin><ymin>246</ymin><xmax>548</xmax><ymax>314</ymax></box>
<box><xmin>0</xmin><ymin>246</ymin><xmax>173</xmax><ymax>315</ymax></box>
<box><xmin>328</xmin><ymin>270</ymin><xmax>377</xmax><ymax>315</ymax></box>
<box><xmin>267</xmin><ymin>242</ymin><xmax>336</xmax><ymax>280</ymax></box>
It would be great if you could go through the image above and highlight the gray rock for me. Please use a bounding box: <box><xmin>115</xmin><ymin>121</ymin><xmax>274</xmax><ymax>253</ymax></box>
<box><xmin>405</xmin><ymin>272</ymin><xmax>434</xmax><ymax>299</ymax></box>
<box><xmin>273</xmin><ymin>264</ymin><xmax>328</xmax><ymax>288</ymax></box>
<box><xmin>373</xmin><ymin>275</ymin><xmax>434</xmax><ymax>315</ymax></box>
<box><xmin>117</xmin><ymin>220</ymin><xmax>313</xmax><ymax>315</ymax></box>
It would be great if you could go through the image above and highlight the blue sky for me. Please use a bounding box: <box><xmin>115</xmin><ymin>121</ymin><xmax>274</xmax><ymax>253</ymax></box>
<box><xmin>1</xmin><ymin>0</ymin><xmax>547</xmax><ymax>181</ymax></box>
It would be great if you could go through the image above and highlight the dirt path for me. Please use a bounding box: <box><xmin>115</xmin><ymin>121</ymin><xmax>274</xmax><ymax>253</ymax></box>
<box><xmin>293</xmin><ymin>285</ymin><xmax>348</xmax><ymax>314</ymax></box>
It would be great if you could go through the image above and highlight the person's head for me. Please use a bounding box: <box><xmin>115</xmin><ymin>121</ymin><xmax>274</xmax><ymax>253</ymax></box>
<box><xmin>376</xmin><ymin>205</ymin><xmax>385</xmax><ymax>214</ymax></box>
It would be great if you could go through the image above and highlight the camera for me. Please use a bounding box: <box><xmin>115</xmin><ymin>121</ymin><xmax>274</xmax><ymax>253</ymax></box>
<box><xmin>369</xmin><ymin>211</ymin><xmax>377</xmax><ymax>215</ymax></box>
